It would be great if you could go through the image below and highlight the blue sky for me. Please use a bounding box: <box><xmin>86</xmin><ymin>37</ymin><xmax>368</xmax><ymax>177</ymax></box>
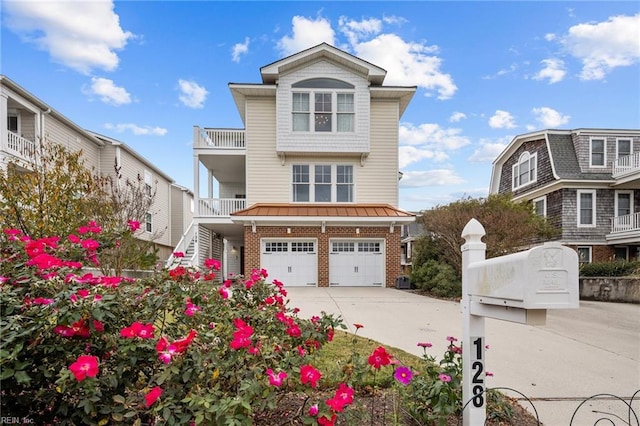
<box><xmin>2</xmin><ymin>1</ymin><xmax>639</xmax><ymax>212</ymax></box>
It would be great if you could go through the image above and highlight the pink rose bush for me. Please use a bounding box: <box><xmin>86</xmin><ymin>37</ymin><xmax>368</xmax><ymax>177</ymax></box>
<box><xmin>0</xmin><ymin>223</ymin><xmax>343</xmax><ymax>425</ymax></box>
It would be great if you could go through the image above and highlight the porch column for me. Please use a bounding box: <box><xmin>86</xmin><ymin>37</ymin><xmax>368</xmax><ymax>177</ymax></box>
<box><xmin>193</xmin><ymin>126</ymin><xmax>200</xmax><ymax>217</ymax></box>
<box><xmin>0</xmin><ymin>93</ymin><xmax>8</xmax><ymax>153</ymax></box>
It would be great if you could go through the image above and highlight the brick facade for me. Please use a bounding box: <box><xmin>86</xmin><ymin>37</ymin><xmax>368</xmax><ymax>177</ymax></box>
<box><xmin>243</xmin><ymin>225</ymin><xmax>401</xmax><ymax>287</ymax></box>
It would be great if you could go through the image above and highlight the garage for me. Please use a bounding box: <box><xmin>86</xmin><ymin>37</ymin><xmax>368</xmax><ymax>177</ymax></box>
<box><xmin>260</xmin><ymin>239</ymin><xmax>317</xmax><ymax>287</ymax></box>
<box><xmin>329</xmin><ymin>239</ymin><xmax>384</xmax><ymax>286</ymax></box>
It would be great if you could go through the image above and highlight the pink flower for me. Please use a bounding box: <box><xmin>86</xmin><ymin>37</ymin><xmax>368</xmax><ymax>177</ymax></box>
<box><xmin>219</xmin><ymin>286</ymin><xmax>232</xmax><ymax>300</ymax></box>
<box><xmin>127</xmin><ymin>220</ymin><xmax>141</xmax><ymax>232</ymax></box>
<box><xmin>173</xmin><ymin>251</ymin><xmax>184</xmax><ymax>258</ymax></box>
<box><xmin>93</xmin><ymin>320</ymin><xmax>104</xmax><ymax>333</ymax></box>
<box><xmin>354</xmin><ymin>323</ymin><xmax>364</xmax><ymax>330</ymax></box>
<box><xmin>230</xmin><ymin>318</ymin><xmax>253</xmax><ymax>350</ymax></box>
<box><xmin>145</xmin><ymin>386</ymin><xmax>163</xmax><ymax>408</ymax></box>
<box><xmin>286</xmin><ymin>323</ymin><xmax>301</xmax><ymax>338</ymax></box>
<box><xmin>68</xmin><ymin>234</ymin><xmax>81</xmax><ymax>244</ymax></box>
<box><xmin>80</xmin><ymin>239</ymin><xmax>100</xmax><ymax>251</ymax></box>
<box><xmin>184</xmin><ymin>300</ymin><xmax>201</xmax><ymax>317</ymax></box>
<box><xmin>204</xmin><ymin>258</ymin><xmax>221</xmax><ymax>270</ymax></box>
<box><xmin>32</xmin><ymin>297</ymin><xmax>54</xmax><ymax>305</ymax></box>
<box><xmin>318</xmin><ymin>414</ymin><xmax>337</xmax><ymax>426</ymax></box>
<box><xmin>486</xmin><ymin>371</ymin><xmax>494</xmax><ymax>377</ymax></box>
<box><xmin>393</xmin><ymin>366</ymin><xmax>413</xmax><ymax>385</ymax></box>
<box><xmin>265</xmin><ymin>369</ymin><xmax>288</xmax><ymax>387</ymax></box>
<box><xmin>368</xmin><ymin>346</ymin><xmax>392</xmax><ymax>369</ymax></box>
<box><xmin>446</xmin><ymin>336</ymin><xmax>458</xmax><ymax>342</ymax></box>
<box><xmin>120</xmin><ymin>322</ymin><xmax>155</xmax><ymax>339</ymax></box>
<box><xmin>308</xmin><ymin>404</ymin><xmax>319</xmax><ymax>416</ymax></box>
<box><xmin>325</xmin><ymin>383</ymin><xmax>354</xmax><ymax>413</ymax></box>
<box><xmin>69</xmin><ymin>355</ymin><xmax>99</xmax><ymax>381</ymax></box>
<box><xmin>300</xmin><ymin>364</ymin><xmax>321</xmax><ymax>388</ymax></box>
<box><xmin>417</xmin><ymin>342</ymin><xmax>432</xmax><ymax>348</ymax></box>
<box><xmin>438</xmin><ymin>373</ymin><xmax>452</xmax><ymax>383</ymax></box>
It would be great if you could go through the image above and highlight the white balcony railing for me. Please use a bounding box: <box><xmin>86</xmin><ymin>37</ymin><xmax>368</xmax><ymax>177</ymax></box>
<box><xmin>611</xmin><ymin>212</ymin><xmax>640</xmax><ymax>234</ymax></box>
<box><xmin>195</xmin><ymin>127</ymin><xmax>245</xmax><ymax>149</ymax></box>
<box><xmin>612</xmin><ymin>152</ymin><xmax>640</xmax><ymax>179</ymax></box>
<box><xmin>198</xmin><ymin>198</ymin><xmax>246</xmax><ymax>217</ymax></box>
<box><xmin>6</xmin><ymin>132</ymin><xmax>36</xmax><ymax>159</ymax></box>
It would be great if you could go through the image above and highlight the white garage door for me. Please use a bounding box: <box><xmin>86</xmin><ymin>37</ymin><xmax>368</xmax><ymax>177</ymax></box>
<box><xmin>261</xmin><ymin>240</ymin><xmax>317</xmax><ymax>287</ymax></box>
<box><xmin>329</xmin><ymin>240</ymin><xmax>384</xmax><ymax>286</ymax></box>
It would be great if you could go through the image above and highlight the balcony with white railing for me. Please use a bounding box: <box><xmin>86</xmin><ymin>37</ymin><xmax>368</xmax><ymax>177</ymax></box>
<box><xmin>194</xmin><ymin>126</ymin><xmax>245</xmax><ymax>150</ymax></box>
<box><xmin>607</xmin><ymin>212</ymin><xmax>640</xmax><ymax>244</ymax></box>
<box><xmin>5</xmin><ymin>131</ymin><xmax>37</xmax><ymax>162</ymax></box>
<box><xmin>612</xmin><ymin>152</ymin><xmax>640</xmax><ymax>181</ymax></box>
<box><xmin>198</xmin><ymin>198</ymin><xmax>247</xmax><ymax>217</ymax></box>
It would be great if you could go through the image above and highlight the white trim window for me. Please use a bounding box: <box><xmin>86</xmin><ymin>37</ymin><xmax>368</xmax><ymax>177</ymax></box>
<box><xmin>615</xmin><ymin>191</ymin><xmax>633</xmax><ymax>217</ymax></box>
<box><xmin>590</xmin><ymin>138</ymin><xmax>606</xmax><ymax>167</ymax></box>
<box><xmin>7</xmin><ymin>110</ymin><xmax>19</xmax><ymax>133</ymax></box>
<box><xmin>533</xmin><ymin>196</ymin><xmax>546</xmax><ymax>217</ymax></box>
<box><xmin>577</xmin><ymin>246</ymin><xmax>591</xmax><ymax>264</ymax></box>
<box><xmin>616</xmin><ymin>138</ymin><xmax>632</xmax><ymax>159</ymax></box>
<box><xmin>291</xmin><ymin>78</ymin><xmax>355</xmax><ymax>133</ymax></box>
<box><xmin>512</xmin><ymin>151</ymin><xmax>537</xmax><ymax>189</ymax></box>
<box><xmin>292</xmin><ymin>164</ymin><xmax>354</xmax><ymax>203</ymax></box>
<box><xmin>577</xmin><ymin>190</ymin><xmax>596</xmax><ymax>227</ymax></box>
<box><xmin>144</xmin><ymin>212</ymin><xmax>153</xmax><ymax>233</ymax></box>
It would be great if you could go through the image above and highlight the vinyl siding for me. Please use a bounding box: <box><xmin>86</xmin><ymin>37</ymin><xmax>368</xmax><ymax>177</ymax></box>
<box><xmin>245</xmin><ymin>97</ymin><xmax>284</xmax><ymax>205</ymax></box>
<box><xmin>118</xmin><ymin>148</ymin><xmax>172</xmax><ymax>247</ymax></box>
<box><xmin>220</xmin><ymin>182</ymin><xmax>246</xmax><ymax>199</ymax></box>
<box><xmin>359</xmin><ymin>100</ymin><xmax>399</xmax><ymax>205</ymax></box>
<box><xmin>170</xmin><ymin>185</ymin><xmax>193</xmax><ymax>247</ymax></box>
<box><xmin>43</xmin><ymin>116</ymin><xmax>101</xmax><ymax>172</ymax></box>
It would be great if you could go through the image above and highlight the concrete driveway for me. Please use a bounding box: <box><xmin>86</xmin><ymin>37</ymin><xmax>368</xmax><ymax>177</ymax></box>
<box><xmin>286</xmin><ymin>287</ymin><xmax>640</xmax><ymax>426</ymax></box>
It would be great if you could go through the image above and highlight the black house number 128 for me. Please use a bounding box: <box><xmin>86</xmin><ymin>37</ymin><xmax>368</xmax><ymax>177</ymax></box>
<box><xmin>471</xmin><ymin>337</ymin><xmax>485</xmax><ymax>408</ymax></box>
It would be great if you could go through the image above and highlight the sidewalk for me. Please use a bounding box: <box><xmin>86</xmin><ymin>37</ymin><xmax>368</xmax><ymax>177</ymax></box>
<box><xmin>285</xmin><ymin>287</ymin><xmax>640</xmax><ymax>425</ymax></box>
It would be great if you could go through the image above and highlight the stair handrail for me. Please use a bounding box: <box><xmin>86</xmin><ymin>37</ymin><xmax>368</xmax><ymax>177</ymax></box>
<box><xmin>166</xmin><ymin>221</ymin><xmax>196</xmax><ymax>268</ymax></box>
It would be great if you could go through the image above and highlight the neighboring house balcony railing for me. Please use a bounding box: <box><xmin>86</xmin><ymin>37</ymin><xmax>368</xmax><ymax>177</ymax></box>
<box><xmin>611</xmin><ymin>212</ymin><xmax>640</xmax><ymax>233</ymax></box>
<box><xmin>5</xmin><ymin>131</ymin><xmax>36</xmax><ymax>162</ymax></box>
<box><xmin>607</xmin><ymin>212</ymin><xmax>640</xmax><ymax>244</ymax></box>
<box><xmin>194</xmin><ymin>127</ymin><xmax>245</xmax><ymax>149</ymax></box>
<box><xmin>198</xmin><ymin>198</ymin><xmax>246</xmax><ymax>217</ymax></box>
<box><xmin>612</xmin><ymin>152</ymin><xmax>640</xmax><ymax>179</ymax></box>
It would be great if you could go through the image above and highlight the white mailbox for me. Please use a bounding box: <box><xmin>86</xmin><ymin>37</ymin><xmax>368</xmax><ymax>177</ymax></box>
<box><xmin>467</xmin><ymin>242</ymin><xmax>579</xmax><ymax>309</ymax></box>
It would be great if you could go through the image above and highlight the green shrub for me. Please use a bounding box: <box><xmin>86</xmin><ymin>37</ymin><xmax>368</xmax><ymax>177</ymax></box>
<box><xmin>580</xmin><ymin>261</ymin><xmax>640</xmax><ymax>277</ymax></box>
<box><xmin>410</xmin><ymin>260</ymin><xmax>461</xmax><ymax>298</ymax></box>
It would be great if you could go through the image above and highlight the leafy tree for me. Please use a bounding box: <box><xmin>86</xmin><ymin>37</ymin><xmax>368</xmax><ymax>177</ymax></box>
<box><xmin>417</xmin><ymin>194</ymin><xmax>558</xmax><ymax>276</ymax></box>
<box><xmin>0</xmin><ymin>139</ymin><xmax>161</xmax><ymax>274</ymax></box>
<box><xmin>0</xmin><ymin>141</ymin><xmax>106</xmax><ymax>238</ymax></box>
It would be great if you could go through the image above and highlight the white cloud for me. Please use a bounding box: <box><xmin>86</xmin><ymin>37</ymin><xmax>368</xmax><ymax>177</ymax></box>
<box><xmin>468</xmin><ymin>137</ymin><xmax>511</xmax><ymax>163</ymax></box>
<box><xmin>533</xmin><ymin>58</ymin><xmax>566</xmax><ymax>84</ymax></box>
<box><xmin>449</xmin><ymin>112</ymin><xmax>467</xmax><ymax>123</ymax></box>
<box><xmin>277</xmin><ymin>15</ymin><xmax>457</xmax><ymax>99</ymax></box>
<box><xmin>488</xmin><ymin>110</ymin><xmax>516</xmax><ymax>129</ymax></box>
<box><xmin>277</xmin><ymin>16</ymin><xmax>335</xmax><ymax>56</ymax></box>
<box><xmin>482</xmin><ymin>63</ymin><xmax>518</xmax><ymax>80</ymax></box>
<box><xmin>338</xmin><ymin>16</ymin><xmax>382</xmax><ymax>46</ymax></box>
<box><xmin>400</xmin><ymin>123</ymin><xmax>470</xmax><ymax>150</ymax></box>
<box><xmin>354</xmin><ymin>34</ymin><xmax>457</xmax><ymax>99</ymax></box>
<box><xmin>3</xmin><ymin>0</ymin><xmax>133</xmax><ymax>74</ymax></box>
<box><xmin>104</xmin><ymin>123</ymin><xmax>167</xmax><ymax>136</ymax></box>
<box><xmin>399</xmin><ymin>146</ymin><xmax>448</xmax><ymax>168</ymax></box>
<box><xmin>232</xmin><ymin>37</ymin><xmax>250</xmax><ymax>62</ymax></box>
<box><xmin>83</xmin><ymin>77</ymin><xmax>131</xmax><ymax>105</ymax></box>
<box><xmin>545</xmin><ymin>33</ymin><xmax>557</xmax><ymax>42</ymax></box>
<box><xmin>399</xmin><ymin>170</ymin><xmax>465</xmax><ymax>188</ymax></box>
<box><xmin>532</xmin><ymin>107</ymin><xmax>570</xmax><ymax>128</ymax></box>
<box><xmin>178</xmin><ymin>79</ymin><xmax>208</xmax><ymax>109</ymax></box>
<box><xmin>561</xmin><ymin>14</ymin><xmax>640</xmax><ymax>80</ymax></box>
<box><xmin>382</xmin><ymin>15</ymin><xmax>408</xmax><ymax>26</ymax></box>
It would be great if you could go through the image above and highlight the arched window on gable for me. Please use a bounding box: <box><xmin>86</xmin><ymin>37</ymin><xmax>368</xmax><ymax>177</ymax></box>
<box><xmin>512</xmin><ymin>151</ymin><xmax>537</xmax><ymax>189</ymax></box>
<box><xmin>291</xmin><ymin>78</ymin><xmax>355</xmax><ymax>133</ymax></box>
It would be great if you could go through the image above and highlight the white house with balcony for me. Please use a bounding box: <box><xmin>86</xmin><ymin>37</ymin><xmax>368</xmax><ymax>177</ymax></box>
<box><xmin>490</xmin><ymin>128</ymin><xmax>640</xmax><ymax>263</ymax></box>
<box><xmin>1</xmin><ymin>75</ymin><xmax>185</xmax><ymax>263</ymax></box>
<box><xmin>171</xmin><ymin>43</ymin><xmax>416</xmax><ymax>286</ymax></box>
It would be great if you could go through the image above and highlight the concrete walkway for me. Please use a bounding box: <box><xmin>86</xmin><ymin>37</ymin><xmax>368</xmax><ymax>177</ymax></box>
<box><xmin>285</xmin><ymin>287</ymin><xmax>640</xmax><ymax>425</ymax></box>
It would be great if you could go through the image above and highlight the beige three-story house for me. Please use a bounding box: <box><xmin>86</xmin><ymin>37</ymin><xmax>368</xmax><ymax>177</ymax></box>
<box><xmin>172</xmin><ymin>43</ymin><xmax>416</xmax><ymax>287</ymax></box>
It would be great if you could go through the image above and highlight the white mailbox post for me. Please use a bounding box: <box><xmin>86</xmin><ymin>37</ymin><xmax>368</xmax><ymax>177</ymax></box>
<box><xmin>461</xmin><ymin>218</ymin><xmax>579</xmax><ymax>426</ymax></box>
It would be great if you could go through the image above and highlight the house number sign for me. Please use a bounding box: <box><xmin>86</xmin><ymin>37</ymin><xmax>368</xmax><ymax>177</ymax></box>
<box><xmin>470</xmin><ymin>336</ymin><xmax>485</xmax><ymax>408</ymax></box>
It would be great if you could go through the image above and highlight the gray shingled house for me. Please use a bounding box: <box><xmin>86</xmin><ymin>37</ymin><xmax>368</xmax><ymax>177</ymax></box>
<box><xmin>490</xmin><ymin>128</ymin><xmax>639</xmax><ymax>263</ymax></box>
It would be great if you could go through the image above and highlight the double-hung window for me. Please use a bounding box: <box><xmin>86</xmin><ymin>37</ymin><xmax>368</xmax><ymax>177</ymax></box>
<box><xmin>144</xmin><ymin>170</ymin><xmax>153</xmax><ymax>198</ymax></box>
<box><xmin>617</xmin><ymin>139</ymin><xmax>632</xmax><ymax>159</ymax></box>
<box><xmin>292</xmin><ymin>164</ymin><xmax>354</xmax><ymax>202</ymax></box>
<box><xmin>292</xmin><ymin>78</ymin><xmax>355</xmax><ymax>133</ymax></box>
<box><xmin>533</xmin><ymin>196</ymin><xmax>546</xmax><ymax>217</ymax></box>
<box><xmin>577</xmin><ymin>190</ymin><xmax>596</xmax><ymax>227</ymax></box>
<box><xmin>512</xmin><ymin>152</ymin><xmax>537</xmax><ymax>189</ymax></box>
<box><xmin>590</xmin><ymin>138</ymin><xmax>606</xmax><ymax>167</ymax></box>
<box><xmin>144</xmin><ymin>212</ymin><xmax>153</xmax><ymax>233</ymax></box>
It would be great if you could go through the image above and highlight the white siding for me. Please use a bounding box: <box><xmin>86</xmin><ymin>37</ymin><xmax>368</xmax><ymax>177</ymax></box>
<box><xmin>170</xmin><ymin>186</ymin><xmax>193</xmax><ymax>247</ymax></box>
<box><xmin>357</xmin><ymin>101</ymin><xmax>399</xmax><ymax>205</ymax></box>
<box><xmin>275</xmin><ymin>60</ymin><xmax>370</xmax><ymax>154</ymax></box>
<box><xmin>220</xmin><ymin>182</ymin><xmax>246</xmax><ymax>199</ymax></box>
<box><xmin>245</xmin><ymin>97</ymin><xmax>287</xmax><ymax>205</ymax></box>
<box><xmin>44</xmin><ymin>116</ymin><xmax>101</xmax><ymax>173</ymax></box>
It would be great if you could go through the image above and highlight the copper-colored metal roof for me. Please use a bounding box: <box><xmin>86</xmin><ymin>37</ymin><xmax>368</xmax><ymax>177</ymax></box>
<box><xmin>232</xmin><ymin>203</ymin><xmax>414</xmax><ymax>218</ymax></box>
